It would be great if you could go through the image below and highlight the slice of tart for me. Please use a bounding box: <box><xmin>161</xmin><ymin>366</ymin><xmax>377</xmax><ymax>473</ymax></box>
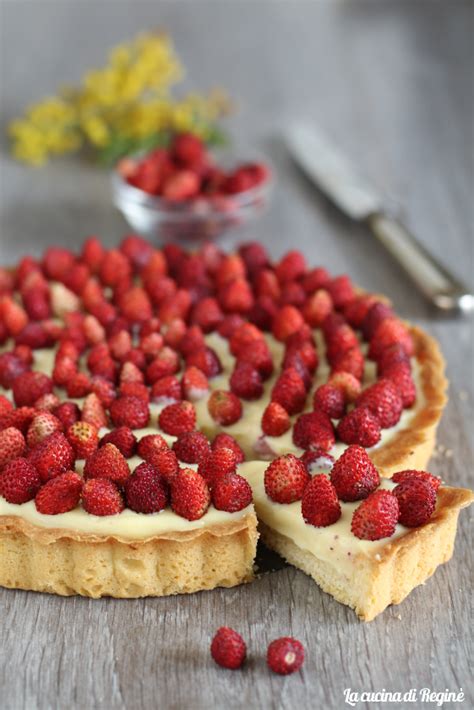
<box><xmin>241</xmin><ymin>455</ymin><xmax>473</xmax><ymax>621</ymax></box>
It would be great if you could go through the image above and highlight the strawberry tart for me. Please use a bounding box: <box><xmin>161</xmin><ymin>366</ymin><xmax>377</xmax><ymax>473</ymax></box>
<box><xmin>0</xmin><ymin>235</ymin><xmax>471</xmax><ymax>618</ymax></box>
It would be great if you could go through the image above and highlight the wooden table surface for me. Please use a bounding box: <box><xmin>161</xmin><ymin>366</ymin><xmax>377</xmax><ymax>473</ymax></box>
<box><xmin>0</xmin><ymin>2</ymin><xmax>473</xmax><ymax>709</ymax></box>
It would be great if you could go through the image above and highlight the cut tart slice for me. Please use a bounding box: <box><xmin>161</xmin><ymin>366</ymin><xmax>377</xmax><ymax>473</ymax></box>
<box><xmin>241</xmin><ymin>457</ymin><xmax>473</xmax><ymax>621</ymax></box>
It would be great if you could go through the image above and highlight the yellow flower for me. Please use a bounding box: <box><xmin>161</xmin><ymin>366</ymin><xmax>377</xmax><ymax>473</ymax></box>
<box><xmin>8</xmin><ymin>31</ymin><xmax>229</xmax><ymax>165</ymax></box>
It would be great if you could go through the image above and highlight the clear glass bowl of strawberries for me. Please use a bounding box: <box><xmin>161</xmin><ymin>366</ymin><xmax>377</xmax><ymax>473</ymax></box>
<box><xmin>112</xmin><ymin>133</ymin><xmax>272</xmax><ymax>243</ymax></box>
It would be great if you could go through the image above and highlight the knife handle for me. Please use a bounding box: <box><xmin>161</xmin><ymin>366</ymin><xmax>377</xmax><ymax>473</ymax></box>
<box><xmin>367</xmin><ymin>213</ymin><xmax>474</xmax><ymax>313</ymax></box>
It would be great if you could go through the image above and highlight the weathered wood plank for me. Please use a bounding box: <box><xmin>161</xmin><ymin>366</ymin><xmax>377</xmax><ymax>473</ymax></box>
<box><xmin>0</xmin><ymin>2</ymin><xmax>472</xmax><ymax>709</ymax></box>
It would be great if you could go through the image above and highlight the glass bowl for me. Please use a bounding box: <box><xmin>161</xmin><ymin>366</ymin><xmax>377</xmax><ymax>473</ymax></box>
<box><xmin>111</xmin><ymin>151</ymin><xmax>273</xmax><ymax>243</ymax></box>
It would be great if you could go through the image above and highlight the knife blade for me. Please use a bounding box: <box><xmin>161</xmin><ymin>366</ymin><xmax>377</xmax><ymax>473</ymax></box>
<box><xmin>286</xmin><ymin>123</ymin><xmax>474</xmax><ymax>313</ymax></box>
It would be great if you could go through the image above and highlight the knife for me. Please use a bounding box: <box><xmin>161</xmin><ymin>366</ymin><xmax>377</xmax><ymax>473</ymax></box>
<box><xmin>286</xmin><ymin>123</ymin><xmax>474</xmax><ymax>314</ymax></box>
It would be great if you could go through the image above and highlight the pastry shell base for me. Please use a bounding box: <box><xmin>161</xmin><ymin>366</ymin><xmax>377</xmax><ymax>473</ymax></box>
<box><xmin>0</xmin><ymin>512</ymin><xmax>259</xmax><ymax>598</ymax></box>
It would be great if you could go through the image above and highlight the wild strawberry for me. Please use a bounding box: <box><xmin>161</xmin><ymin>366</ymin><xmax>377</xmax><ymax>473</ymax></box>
<box><xmin>4</xmin><ymin>406</ymin><xmax>36</xmax><ymax>433</ymax></box>
<box><xmin>159</xmin><ymin>401</ymin><xmax>196</xmax><ymax>435</ymax></box>
<box><xmin>16</xmin><ymin>321</ymin><xmax>51</xmax><ymax>348</ymax></box>
<box><xmin>343</xmin><ymin>294</ymin><xmax>378</xmax><ymax>328</ymax></box>
<box><xmin>264</xmin><ymin>454</ymin><xmax>310</xmax><ymax>504</ymax></box>
<box><xmin>171</xmin><ymin>467</ymin><xmax>210</xmax><ymax>520</ymax></box>
<box><xmin>34</xmin><ymin>392</ymin><xmax>61</xmax><ymax>412</ymax></box>
<box><xmin>237</xmin><ymin>339</ymin><xmax>274</xmax><ymax>380</ymax></box>
<box><xmin>326</xmin><ymin>274</ymin><xmax>355</xmax><ymax>309</ymax></box>
<box><xmin>119</xmin><ymin>361</ymin><xmax>144</xmax><ymax>385</ymax></box>
<box><xmin>81</xmin><ymin>238</ymin><xmax>105</xmax><ymax>272</ymax></box>
<box><xmin>301</xmin><ymin>266</ymin><xmax>330</xmax><ymax>294</ymax></box>
<box><xmin>0</xmin><ymin>296</ymin><xmax>28</xmax><ymax>335</ymax></box>
<box><xmin>83</xmin><ymin>442</ymin><xmax>130</xmax><ymax>486</ymax></box>
<box><xmin>12</xmin><ymin>371</ymin><xmax>53</xmax><ymax>407</ymax></box>
<box><xmin>53</xmin><ymin>356</ymin><xmax>77</xmax><ymax>387</ymax></box>
<box><xmin>230</xmin><ymin>361</ymin><xmax>263</xmax><ymax>400</ymax></box>
<box><xmin>207</xmin><ymin>390</ymin><xmax>242</xmax><ymax>426</ymax></box>
<box><xmin>313</xmin><ymin>384</ymin><xmax>345</xmax><ymax>420</ymax></box>
<box><xmin>179</xmin><ymin>325</ymin><xmax>206</xmax><ymax>356</ymax></box>
<box><xmin>124</xmin><ymin>462</ymin><xmax>168</xmax><ymax>514</ymax></box>
<box><xmin>81</xmin><ymin>393</ymin><xmax>108</xmax><ymax>430</ymax></box>
<box><xmin>119</xmin><ymin>234</ymin><xmax>154</xmax><ymax>270</ymax></box>
<box><xmin>382</xmin><ymin>363</ymin><xmax>417</xmax><ymax>408</ymax></box>
<box><xmin>151</xmin><ymin>375</ymin><xmax>182</xmax><ymax>404</ymax></box>
<box><xmin>35</xmin><ymin>471</ymin><xmax>82</xmax><ymax>514</ymax></box>
<box><xmin>292</xmin><ymin>411</ymin><xmax>335</xmax><ymax>451</ymax></box>
<box><xmin>119</xmin><ymin>382</ymin><xmax>149</xmax><ymax>404</ymax></box>
<box><xmin>140</xmin><ymin>332</ymin><xmax>164</xmax><ymax>360</ymax></box>
<box><xmin>300</xmin><ymin>448</ymin><xmax>334</xmax><ymax>474</ymax></box>
<box><xmin>217</xmin><ymin>314</ymin><xmax>246</xmax><ymax>339</ymax></box>
<box><xmin>172</xmin><ymin>431</ymin><xmax>211</xmax><ymax>464</ymax></box>
<box><xmin>98</xmin><ymin>249</ymin><xmax>131</xmax><ymax>288</ymax></box>
<box><xmin>66</xmin><ymin>372</ymin><xmax>92</xmax><ymax>398</ymax></box>
<box><xmin>303</xmin><ymin>289</ymin><xmax>333</xmax><ymax>327</ymax></box>
<box><xmin>280</xmin><ymin>280</ymin><xmax>306</xmax><ymax>307</ymax></box>
<box><xmin>210</xmin><ymin>627</ymin><xmax>246</xmax><ymax>670</ymax></box>
<box><xmin>0</xmin><ymin>352</ymin><xmax>29</xmax><ymax>388</ymax></box>
<box><xmin>191</xmin><ymin>297</ymin><xmax>223</xmax><ymax>333</ymax></box>
<box><xmin>0</xmin><ymin>395</ymin><xmax>13</xmax><ymax>420</ymax></box>
<box><xmin>361</xmin><ymin>301</ymin><xmax>394</xmax><ymax>340</ymax></box>
<box><xmin>330</xmin><ymin>445</ymin><xmax>380</xmax><ymax>501</ymax></box>
<box><xmin>136</xmin><ymin>433</ymin><xmax>169</xmax><ymax>463</ymax></box>
<box><xmin>330</xmin><ymin>346</ymin><xmax>365</xmax><ymax>381</ymax></box>
<box><xmin>0</xmin><ymin>427</ymin><xmax>26</xmax><ymax>468</ymax></box>
<box><xmin>185</xmin><ymin>347</ymin><xmax>222</xmax><ymax>378</ymax></box>
<box><xmin>13</xmin><ymin>344</ymin><xmax>34</xmax><ymax>366</ymax></box>
<box><xmin>100</xmin><ymin>426</ymin><xmax>137</xmax><ymax>458</ymax></box>
<box><xmin>393</xmin><ymin>478</ymin><xmax>436</xmax><ymax>527</ymax></box>
<box><xmin>266</xmin><ymin>637</ymin><xmax>305</xmax><ymax>675</ymax></box>
<box><xmin>198</xmin><ymin>447</ymin><xmax>237</xmax><ymax>487</ymax></box>
<box><xmin>328</xmin><ymin>371</ymin><xmax>361</xmax><ymax>403</ymax></box>
<box><xmin>368</xmin><ymin>318</ymin><xmax>414</xmax><ymax>360</ymax></box>
<box><xmin>211</xmin><ymin>433</ymin><xmax>245</xmax><ymax>463</ymax></box>
<box><xmin>261</xmin><ymin>402</ymin><xmax>291</xmax><ymax>437</ymax></box>
<box><xmin>182</xmin><ymin>366</ymin><xmax>209</xmax><ymax>401</ymax></box>
<box><xmin>82</xmin><ymin>478</ymin><xmax>124</xmax><ymax>516</ymax></box>
<box><xmin>376</xmin><ymin>343</ymin><xmax>411</xmax><ymax>375</ymax></box>
<box><xmin>158</xmin><ymin>289</ymin><xmax>192</xmax><ymax>324</ymax></box>
<box><xmin>28</xmin><ymin>431</ymin><xmax>76</xmax><ymax>483</ymax></box>
<box><xmin>53</xmin><ymin>401</ymin><xmax>80</xmax><ymax>430</ymax></box>
<box><xmin>42</xmin><ymin>246</ymin><xmax>75</xmax><ymax>281</ymax></box>
<box><xmin>271</xmin><ymin>367</ymin><xmax>306</xmax><ymax>415</ymax></box>
<box><xmin>162</xmin><ymin>169</ymin><xmax>200</xmax><ymax>200</ymax></box>
<box><xmin>392</xmin><ymin>469</ymin><xmax>441</xmax><ymax>492</ymax></box>
<box><xmin>356</xmin><ymin>379</ymin><xmax>403</xmax><ymax>428</ymax></box>
<box><xmin>146</xmin><ymin>346</ymin><xmax>180</xmax><ymax>384</ymax></box>
<box><xmin>248</xmin><ymin>295</ymin><xmax>278</xmax><ymax>330</ymax></box>
<box><xmin>325</xmin><ymin>324</ymin><xmax>359</xmax><ymax>363</ymax></box>
<box><xmin>211</xmin><ymin>473</ymin><xmax>253</xmax><ymax>512</ymax></box>
<box><xmin>337</xmin><ymin>408</ymin><xmax>381</xmax><ymax>448</ymax></box>
<box><xmin>275</xmin><ymin>250</ymin><xmax>307</xmax><ymax>283</ymax></box>
<box><xmin>0</xmin><ymin>457</ymin><xmax>40</xmax><ymax>503</ymax></box>
<box><xmin>215</xmin><ymin>254</ymin><xmax>246</xmax><ymax>288</ymax></box>
<box><xmin>239</xmin><ymin>241</ymin><xmax>268</xmax><ymax>275</ymax></box>
<box><xmin>118</xmin><ymin>286</ymin><xmax>152</xmax><ymax>324</ymax></box>
<box><xmin>254</xmin><ymin>269</ymin><xmax>281</xmax><ymax>302</ymax></box>
<box><xmin>302</xmin><ymin>474</ymin><xmax>341</xmax><ymax>527</ymax></box>
<box><xmin>171</xmin><ymin>132</ymin><xmax>206</xmax><ymax>167</ymax></box>
<box><xmin>91</xmin><ymin>376</ymin><xmax>116</xmax><ymax>408</ymax></box>
<box><xmin>351</xmin><ymin>489</ymin><xmax>399</xmax><ymax>540</ymax></box>
<box><xmin>26</xmin><ymin>412</ymin><xmax>62</xmax><ymax>448</ymax></box>
<box><xmin>218</xmin><ymin>277</ymin><xmax>254</xmax><ymax>313</ymax></box>
<box><xmin>321</xmin><ymin>311</ymin><xmax>346</xmax><ymax>339</ymax></box>
<box><xmin>110</xmin><ymin>395</ymin><xmax>149</xmax><ymax>429</ymax></box>
<box><xmin>108</xmin><ymin>329</ymin><xmax>132</xmax><ymax>361</ymax></box>
<box><xmin>272</xmin><ymin>305</ymin><xmax>304</xmax><ymax>342</ymax></box>
<box><xmin>66</xmin><ymin>421</ymin><xmax>99</xmax><ymax>459</ymax></box>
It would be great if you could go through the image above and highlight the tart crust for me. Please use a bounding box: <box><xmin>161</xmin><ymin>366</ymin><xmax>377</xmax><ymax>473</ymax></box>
<box><xmin>258</xmin><ymin>486</ymin><xmax>473</xmax><ymax>621</ymax></box>
<box><xmin>0</xmin><ymin>512</ymin><xmax>258</xmax><ymax>598</ymax></box>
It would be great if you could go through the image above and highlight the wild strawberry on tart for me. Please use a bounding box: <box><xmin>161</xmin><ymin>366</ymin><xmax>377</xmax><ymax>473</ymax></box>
<box><xmin>0</xmin><ymin>234</ymin><xmax>465</xmax><ymax>607</ymax></box>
